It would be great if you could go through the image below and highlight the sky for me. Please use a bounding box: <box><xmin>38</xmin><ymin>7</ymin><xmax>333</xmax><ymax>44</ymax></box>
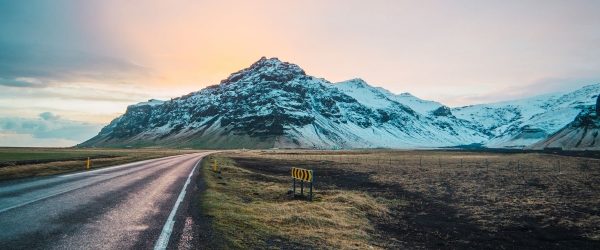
<box><xmin>1</xmin><ymin>0</ymin><xmax>599</xmax><ymax>146</ymax></box>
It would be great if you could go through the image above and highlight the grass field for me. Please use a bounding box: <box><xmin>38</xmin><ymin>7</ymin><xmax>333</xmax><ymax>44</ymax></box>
<box><xmin>0</xmin><ymin>147</ymin><xmax>201</xmax><ymax>180</ymax></box>
<box><xmin>200</xmin><ymin>150</ymin><xmax>600</xmax><ymax>249</ymax></box>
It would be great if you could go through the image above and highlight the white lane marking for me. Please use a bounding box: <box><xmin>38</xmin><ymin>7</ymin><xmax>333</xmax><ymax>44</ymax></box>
<box><xmin>0</xmin><ymin>159</ymin><xmax>160</xmax><ymax>195</ymax></box>
<box><xmin>0</xmin><ymin>154</ymin><xmax>200</xmax><ymax>214</ymax></box>
<box><xmin>154</xmin><ymin>158</ymin><xmax>201</xmax><ymax>250</ymax></box>
<box><xmin>59</xmin><ymin>154</ymin><xmax>185</xmax><ymax>178</ymax></box>
<box><xmin>0</xmin><ymin>181</ymin><xmax>95</xmax><ymax>214</ymax></box>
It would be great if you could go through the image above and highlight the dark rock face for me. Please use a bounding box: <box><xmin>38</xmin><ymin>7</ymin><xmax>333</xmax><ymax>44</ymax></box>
<box><xmin>432</xmin><ymin>106</ymin><xmax>452</xmax><ymax>116</ymax></box>
<box><xmin>572</xmin><ymin>108</ymin><xmax>600</xmax><ymax>128</ymax></box>
<box><xmin>220</xmin><ymin>57</ymin><xmax>306</xmax><ymax>85</ymax></box>
<box><xmin>596</xmin><ymin>94</ymin><xmax>600</xmax><ymax>117</ymax></box>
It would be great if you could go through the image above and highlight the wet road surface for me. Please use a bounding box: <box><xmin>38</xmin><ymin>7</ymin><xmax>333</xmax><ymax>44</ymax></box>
<box><xmin>0</xmin><ymin>152</ymin><xmax>212</xmax><ymax>249</ymax></box>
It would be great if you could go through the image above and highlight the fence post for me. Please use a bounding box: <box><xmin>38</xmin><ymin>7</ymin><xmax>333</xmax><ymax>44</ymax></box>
<box><xmin>530</xmin><ymin>163</ymin><xmax>533</xmax><ymax>176</ymax></box>
<box><xmin>486</xmin><ymin>159</ymin><xmax>489</xmax><ymax>172</ymax></box>
<box><xmin>309</xmin><ymin>174</ymin><xmax>314</xmax><ymax>201</ymax></box>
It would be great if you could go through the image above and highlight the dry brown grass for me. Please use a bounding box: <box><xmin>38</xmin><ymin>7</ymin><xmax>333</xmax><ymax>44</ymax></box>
<box><xmin>201</xmin><ymin>154</ymin><xmax>391</xmax><ymax>249</ymax></box>
<box><xmin>0</xmin><ymin>148</ymin><xmax>201</xmax><ymax>180</ymax></box>
<box><xmin>202</xmin><ymin>150</ymin><xmax>600</xmax><ymax>249</ymax></box>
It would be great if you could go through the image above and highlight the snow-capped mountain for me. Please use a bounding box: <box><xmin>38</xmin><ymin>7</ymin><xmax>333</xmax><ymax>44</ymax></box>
<box><xmin>80</xmin><ymin>57</ymin><xmax>488</xmax><ymax>149</ymax></box>
<box><xmin>332</xmin><ymin>78</ymin><xmax>489</xmax><ymax>142</ymax></box>
<box><xmin>531</xmin><ymin>107</ymin><xmax>600</xmax><ymax>150</ymax></box>
<box><xmin>452</xmin><ymin>84</ymin><xmax>600</xmax><ymax>148</ymax></box>
<box><xmin>80</xmin><ymin>57</ymin><xmax>600</xmax><ymax>149</ymax></box>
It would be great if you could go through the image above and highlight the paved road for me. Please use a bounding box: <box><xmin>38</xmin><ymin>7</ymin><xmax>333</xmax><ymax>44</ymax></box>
<box><xmin>0</xmin><ymin>152</ymin><xmax>212</xmax><ymax>250</ymax></box>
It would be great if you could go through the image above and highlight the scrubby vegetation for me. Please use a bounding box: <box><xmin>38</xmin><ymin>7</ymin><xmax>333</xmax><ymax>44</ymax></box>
<box><xmin>0</xmin><ymin>148</ymin><xmax>199</xmax><ymax>180</ymax></box>
<box><xmin>201</xmin><ymin>150</ymin><xmax>600</xmax><ymax>249</ymax></box>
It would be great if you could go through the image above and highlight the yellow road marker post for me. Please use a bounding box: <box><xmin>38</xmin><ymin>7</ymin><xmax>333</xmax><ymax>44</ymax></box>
<box><xmin>86</xmin><ymin>157</ymin><xmax>91</xmax><ymax>170</ymax></box>
<box><xmin>212</xmin><ymin>159</ymin><xmax>219</xmax><ymax>172</ymax></box>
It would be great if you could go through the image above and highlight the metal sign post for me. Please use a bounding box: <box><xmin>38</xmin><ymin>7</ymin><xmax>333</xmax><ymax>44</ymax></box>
<box><xmin>293</xmin><ymin>177</ymin><xmax>296</xmax><ymax>194</ymax></box>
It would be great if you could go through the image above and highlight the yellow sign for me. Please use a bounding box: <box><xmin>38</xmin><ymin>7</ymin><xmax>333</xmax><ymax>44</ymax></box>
<box><xmin>291</xmin><ymin>167</ymin><xmax>313</xmax><ymax>182</ymax></box>
<box><xmin>212</xmin><ymin>159</ymin><xmax>218</xmax><ymax>172</ymax></box>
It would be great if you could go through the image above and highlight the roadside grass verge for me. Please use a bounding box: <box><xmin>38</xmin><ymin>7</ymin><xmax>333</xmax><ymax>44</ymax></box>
<box><xmin>200</xmin><ymin>154</ymin><xmax>391</xmax><ymax>249</ymax></box>
<box><xmin>201</xmin><ymin>150</ymin><xmax>600</xmax><ymax>249</ymax></box>
<box><xmin>0</xmin><ymin>148</ymin><xmax>200</xmax><ymax>180</ymax></box>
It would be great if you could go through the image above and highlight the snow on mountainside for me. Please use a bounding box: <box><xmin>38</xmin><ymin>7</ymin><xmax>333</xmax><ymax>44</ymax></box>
<box><xmin>79</xmin><ymin>56</ymin><xmax>600</xmax><ymax>149</ymax></box>
<box><xmin>80</xmin><ymin>57</ymin><xmax>488</xmax><ymax>149</ymax></box>
<box><xmin>452</xmin><ymin>84</ymin><xmax>600</xmax><ymax>148</ymax></box>
<box><xmin>388</xmin><ymin>93</ymin><xmax>443</xmax><ymax>115</ymax></box>
<box><xmin>335</xmin><ymin>79</ymin><xmax>443</xmax><ymax>115</ymax></box>
<box><xmin>531</xmin><ymin>107</ymin><xmax>600</xmax><ymax>150</ymax></box>
<box><xmin>333</xmin><ymin>78</ymin><xmax>488</xmax><ymax>142</ymax></box>
<box><xmin>130</xmin><ymin>99</ymin><xmax>164</xmax><ymax>107</ymax></box>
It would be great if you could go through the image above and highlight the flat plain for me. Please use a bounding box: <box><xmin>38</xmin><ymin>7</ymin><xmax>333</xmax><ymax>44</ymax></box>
<box><xmin>201</xmin><ymin>150</ymin><xmax>600</xmax><ymax>249</ymax></box>
<box><xmin>2</xmin><ymin>147</ymin><xmax>598</xmax><ymax>249</ymax></box>
<box><xmin>0</xmin><ymin>147</ymin><xmax>200</xmax><ymax>180</ymax></box>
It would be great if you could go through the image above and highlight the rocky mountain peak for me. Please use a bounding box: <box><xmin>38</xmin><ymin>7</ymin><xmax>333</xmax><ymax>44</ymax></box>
<box><xmin>338</xmin><ymin>78</ymin><xmax>369</xmax><ymax>88</ymax></box>
<box><xmin>220</xmin><ymin>57</ymin><xmax>306</xmax><ymax>85</ymax></box>
<box><xmin>399</xmin><ymin>92</ymin><xmax>415</xmax><ymax>97</ymax></box>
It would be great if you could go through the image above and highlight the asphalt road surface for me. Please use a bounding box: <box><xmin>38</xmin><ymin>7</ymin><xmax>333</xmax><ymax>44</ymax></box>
<box><xmin>0</xmin><ymin>152</ymin><xmax>212</xmax><ymax>250</ymax></box>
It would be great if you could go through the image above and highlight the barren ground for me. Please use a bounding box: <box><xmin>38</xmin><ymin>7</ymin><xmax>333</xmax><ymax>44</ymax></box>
<box><xmin>201</xmin><ymin>150</ymin><xmax>600</xmax><ymax>249</ymax></box>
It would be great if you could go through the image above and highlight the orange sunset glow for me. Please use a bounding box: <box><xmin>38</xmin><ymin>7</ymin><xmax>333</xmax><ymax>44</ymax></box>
<box><xmin>1</xmin><ymin>0</ymin><xmax>599</xmax><ymax>146</ymax></box>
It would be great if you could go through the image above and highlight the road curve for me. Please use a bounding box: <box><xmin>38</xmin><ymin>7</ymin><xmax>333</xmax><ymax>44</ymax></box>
<box><xmin>0</xmin><ymin>152</ymin><xmax>213</xmax><ymax>250</ymax></box>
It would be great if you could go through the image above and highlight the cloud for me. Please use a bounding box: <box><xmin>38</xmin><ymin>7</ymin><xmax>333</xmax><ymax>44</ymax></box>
<box><xmin>0</xmin><ymin>42</ymin><xmax>150</xmax><ymax>86</ymax></box>
<box><xmin>0</xmin><ymin>77</ymin><xmax>48</xmax><ymax>88</ymax></box>
<box><xmin>523</xmin><ymin>77</ymin><xmax>600</xmax><ymax>94</ymax></box>
<box><xmin>0</xmin><ymin>82</ymin><xmax>154</xmax><ymax>103</ymax></box>
<box><xmin>39</xmin><ymin>112</ymin><xmax>60</xmax><ymax>121</ymax></box>
<box><xmin>0</xmin><ymin>1</ymin><xmax>151</xmax><ymax>87</ymax></box>
<box><xmin>0</xmin><ymin>132</ymin><xmax>80</xmax><ymax>147</ymax></box>
<box><xmin>0</xmin><ymin>114</ymin><xmax>104</xmax><ymax>147</ymax></box>
<box><xmin>444</xmin><ymin>77</ymin><xmax>600</xmax><ymax>106</ymax></box>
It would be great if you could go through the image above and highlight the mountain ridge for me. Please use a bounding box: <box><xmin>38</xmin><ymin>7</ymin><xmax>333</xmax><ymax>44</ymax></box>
<box><xmin>80</xmin><ymin>57</ymin><xmax>600</xmax><ymax>149</ymax></box>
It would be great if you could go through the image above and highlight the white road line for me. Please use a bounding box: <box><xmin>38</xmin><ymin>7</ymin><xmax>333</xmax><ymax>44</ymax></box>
<box><xmin>154</xmin><ymin>158</ymin><xmax>201</xmax><ymax>250</ymax></box>
<box><xmin>0</xmin><ymin>155</ymin><xmax>196</xmax><ymax>214</ymax></box>
<box><xmin>59</xmin><ymin>155</ymin><xmax>183</xmax><ymax>178</ymax></box>
<box><xmin>0</xmin><ymin>184</ymin><xmax>86</xmax><ymax>214</ymax></box>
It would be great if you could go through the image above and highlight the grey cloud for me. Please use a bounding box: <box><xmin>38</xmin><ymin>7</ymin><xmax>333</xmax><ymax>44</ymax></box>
<box><xmin>0</xmin><ymin>43</ymin><xmax>150</xmax><ymax>86</ymax></box>
<box><xmin>0</xmin><ymin>77</ymin><xmax>49</xmax><ymax>88</ymax></box>
<box><xmin>0</xmin><ymin>84</ymin><xmax>152</xmax><ymax>103</ymax></box>
<box><xmin>525</xmin><ymin>77</ymin><xmax>600</xmax><ymax>94</ymax></box>
<box><xmin>0</xmin><ymin>115</ymin><xmax>103</xmax><ymax>143</ymax></box>
<box><xmin>39</xmin><ymin>112</ymin><xmax>60</xmax><ymax>121</ymax></box>
<box><xmin>449</xmin><ymin>78</ymin><xmax>600</xmax><ymax>106</ymax></box>
<box><xmin>0</xmin><ymin>1</ymin><xmax>150</xmax><ymax>87</ymax></box>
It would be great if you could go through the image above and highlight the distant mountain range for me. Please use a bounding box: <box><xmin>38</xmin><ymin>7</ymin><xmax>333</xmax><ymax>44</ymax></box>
<box><xmin>79</xmin><ymin>57</ymin><xmax>600</xmax><ymax>149</ymax></box>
